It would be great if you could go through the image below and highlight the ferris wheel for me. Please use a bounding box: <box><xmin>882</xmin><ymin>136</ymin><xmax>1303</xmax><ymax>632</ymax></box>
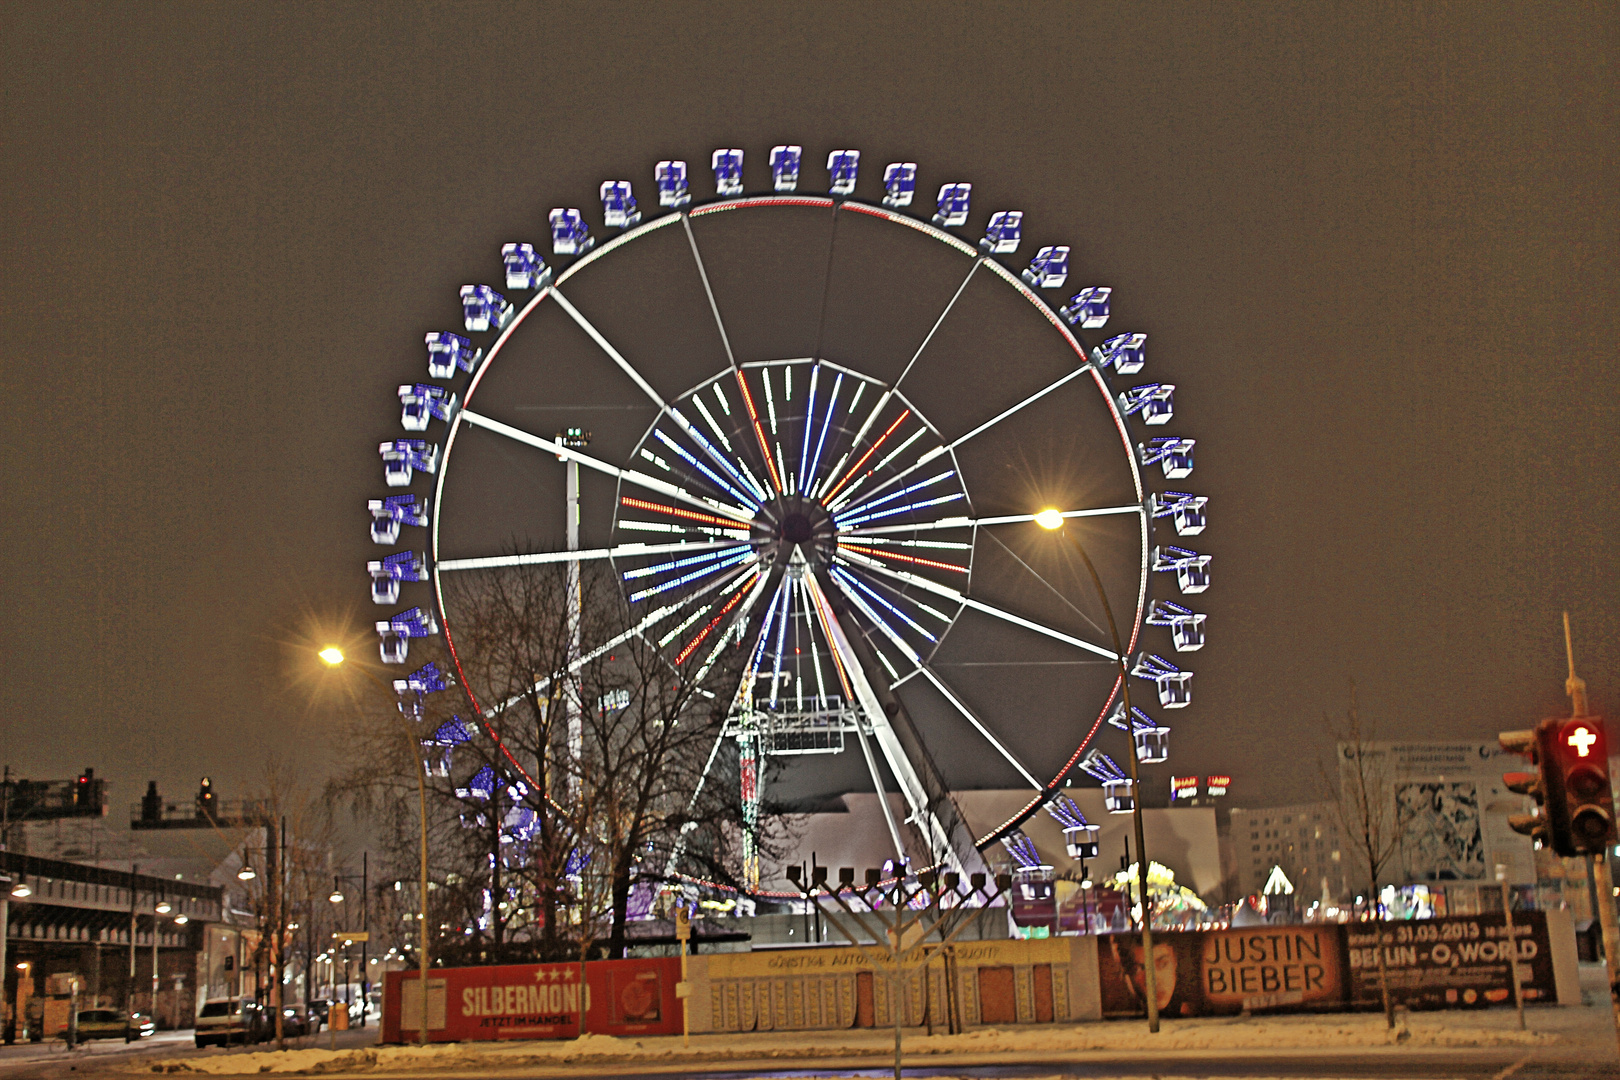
<box><xmin>367</xmin><ymin>147</ymin><xmax>1209</xmax><ymax>889</ymax></box>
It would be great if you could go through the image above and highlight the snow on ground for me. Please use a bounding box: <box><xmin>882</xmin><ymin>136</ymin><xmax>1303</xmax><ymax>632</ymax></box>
<box><xmin>134</xmin><ymin>1009</ymin><xmax>1564</xmax><ymax>1075</ymax></box>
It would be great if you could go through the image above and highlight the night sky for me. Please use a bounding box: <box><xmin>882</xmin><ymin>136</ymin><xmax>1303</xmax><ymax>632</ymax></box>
<box><xmin>3</xmin><ymin>3</ymin><xmax>1614</xmax><ymax>820</ymax></box>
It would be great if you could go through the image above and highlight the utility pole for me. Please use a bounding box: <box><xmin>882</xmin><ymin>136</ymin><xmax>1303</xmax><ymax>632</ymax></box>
<box><xmin>127</xmin><ymin>864</ymin><xmax>138</xmax><ymax>1027</ymax></box>
<box><xmin>360</xmin><ymin>852</ymin><xmax>368</xmax><ymax>1027</ymax></box>
<box><xmin>558</xmin><ymin>427</ymin><xmax>590</xmax><ymax>803</ymax></box>
<box><xmin>150</xmin><ymin>893</ymin><xmax>158</xmax><ymax>1025</ymax></box>
<box><xmin>0</xmin><ymin>872</ymin><xmax>9</xmax><ymax>1045</ymax></box>
<box><xmin>1039</xmin><ymin>514</ymin><xmax>1160</xmax><ymax>1032</ymax></box>
<box><xmin>270</xmin><ymin>820</ymin><xmax>282</xmax><ymax>1047</ymax></box>
<box><xmin>1495</xmin><ymin>864</ymin><xmax>1525</xmax><ymax>1030</ymax></box>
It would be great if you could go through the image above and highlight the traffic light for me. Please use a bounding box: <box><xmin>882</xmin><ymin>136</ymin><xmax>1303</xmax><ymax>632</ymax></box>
<box><xmin>1552</xmin><ymin>717</ymin><xmax>1617</xmax><ymax>855</ymax></box>
<box><xmin>1499</xmin><ymin>721</ymin><xmax>1574</xmax><ymax>855</ymax></box>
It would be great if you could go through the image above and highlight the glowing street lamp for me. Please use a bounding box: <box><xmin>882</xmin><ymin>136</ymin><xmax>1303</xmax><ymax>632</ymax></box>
<box><xmin>237</xmin><ymin>863</ymin><xmax>257</xmax><ymax>882</ymax></box>
<box><xmin>319</xmin><ymin>647</ymin><xmax>346</xmax><ymax>667</ymax></box>
<box><xmin>1036</xmin><ymin>507</ymin><xmax>1161</xmax><ymax>1034</ymax></box>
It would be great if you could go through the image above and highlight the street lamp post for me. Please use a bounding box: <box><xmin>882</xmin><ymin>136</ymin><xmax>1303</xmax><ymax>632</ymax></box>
<box><xmin>329</xmin><ymin>853</ymin><xmax>370</xmax><ymax>1027</ymax></box>
<box><xmin>320</xmin><ymin>647</ymin><xmax>431</xmax><ymax>1046</ymax></box>
<box><xmin>1035</xmin><ymin>508</ymin><xmax>1160</xmax><ymax>1033</ymax></box>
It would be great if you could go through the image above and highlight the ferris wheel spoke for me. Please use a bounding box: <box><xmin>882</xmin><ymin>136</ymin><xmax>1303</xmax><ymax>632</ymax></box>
<box><xmin>835</xmin><ymin>546</ymin><xmax>1118</xmax><ymax>660</ymax></box>
<box><xmin>550</xmin><ymin>288</ymin><xmax>667</xmax><ymax>410</ymax></box>
<box><xmin>834</xmin><ymin>363</ymin><xmax>1092</xmax><ymax>516</ymax></box>
<box><xmin>828</xmin><ymin>564</ymin><xmax>943</xmax><ymax>644</ymax></box>
<box><xmin>915</xmin><ymin>664</ymin><xmax>1041</xmax><ymax>789</ymax></box>
<box><xmin>496</xmin><ymin>560</ymin><xmax>759</xmax><ymax>714</ymax></box>
<box><xmin>681</xmin><ymin>214</ymin><xmax>739</xmax><ymax>371</ymax></box>
<box><xmin>662</xmin><ymin>724</ymin><xmax>730</xmax><ymax>878</ymax></box>
<box><xmin>437</xmin><ymin>539</ymin><xmax>742</xmax><ymax>573</ymax></box>
<box><xmin>689</xmin><ymin>566</ymin><xmax>772</xmax><ymax>682</ymax></box>
<box><xmin>831</xmin><ymin>471</ymin><xmax>963</xmax><ymax>528</ymax></box>
<box><xmin>947</xmin><ymin>362</ymin><xmax>1094</xmax><ymax>451</ymax></box>
<box><xmin>804</xmin><ymin>572</ymin><xmax>962</xmax><ymax>870</ymax></box>
<box><xmin>548</xmin><ymin>286</ymin><xmax>759</xmax><ymax>504</ymax></box>
<box><xmin>840</xmin><ymin>506</ymin><xmax>1142</xmax><ymax>538</ymax></box>
<box><xmin>891</xmin><ymin>257</ymin><xmax>983</xmax><ymax>394</ymax></box>
<box><xmin>980</xmin><ymin>528</ymin><xmax>1113</xmax><ymax>641</ymax></box>
<box><xmin>459</xmin><ymin>409</ymin><xmax>753</xmax><ymax>523</ymax></box>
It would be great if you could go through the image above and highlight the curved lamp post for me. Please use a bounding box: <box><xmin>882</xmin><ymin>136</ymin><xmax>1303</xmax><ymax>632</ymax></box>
<box><xmin>1035</xmin><ymin>508</ymin><xmax>1160</xmax><ymax>1033</ymax></box>
<box><xmin>319</xmin><ymin>647</ymin><xmax>431</xmax><ymax>1046</ymax></box>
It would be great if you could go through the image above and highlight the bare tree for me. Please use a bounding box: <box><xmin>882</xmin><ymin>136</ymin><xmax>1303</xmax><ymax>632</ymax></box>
<box><xmin>1319</xmin><ymin>683</ymin><xmax>1409</xmax><ymax>1029</ymax></box>
<box><xmin>232</xmin><ymin>759</ymin><xmax>338</xmax><ymax>1046</ymax></box>
<box><xmin>331</xmin><ymin>554</ymin><xmax>776</xmax><ymax>976</ymax></box>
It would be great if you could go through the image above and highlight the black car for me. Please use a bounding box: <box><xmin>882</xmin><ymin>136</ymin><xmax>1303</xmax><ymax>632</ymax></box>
<box><xmin>278</xmin><ymin>1004</ymin><xmax>311</xmax><ymax>1038</ymax></box>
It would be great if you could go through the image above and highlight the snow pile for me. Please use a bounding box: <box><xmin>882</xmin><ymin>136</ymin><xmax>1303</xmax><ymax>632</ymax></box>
<box><xmin>138</xmin><ymin>1014</ymin><xmax>1553</xmax><ymax>1074</ymax></box>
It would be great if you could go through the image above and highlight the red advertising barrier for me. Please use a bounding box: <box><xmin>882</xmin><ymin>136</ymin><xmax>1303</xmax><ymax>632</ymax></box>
<box><xmin>381</xmin><ymin>957</ymin><xmax>682</xmax><ymax>1043</ymax></box>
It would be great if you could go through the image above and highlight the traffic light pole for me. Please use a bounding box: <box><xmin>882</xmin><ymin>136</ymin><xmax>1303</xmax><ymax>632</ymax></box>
<box><xmin>1593</xmin><ymin>851</ymin><xmax>1620</xmax><ymax>1053</ymax></box>
<box><xmin>1563</xmin><ymin>615</ymin><xmax>1620</xmax><ymax>1053</ymax></box>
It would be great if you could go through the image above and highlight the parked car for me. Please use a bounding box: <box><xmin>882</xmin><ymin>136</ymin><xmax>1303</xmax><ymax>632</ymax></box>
<box><xmin>194</xmin><ymin>998</ymin><xmax>270</xmax><ymax>1047</ymax></box>
<box><xmin>278</xmin><ymin>1004</ymin><xmax>310</xmax><ymax>1038</ymax></box>
<box><xmin>307</xmin><ymin>997</ymin><xmax>363</xmax><ymax>1027</ymax></box>
<box><xmin>68</xmin><ymin>1009</ymin><xmax>152</xmax><ymax>1041</ymax></box>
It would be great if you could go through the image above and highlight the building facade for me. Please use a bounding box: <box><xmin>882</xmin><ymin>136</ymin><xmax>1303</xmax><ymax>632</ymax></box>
<box><xmin>1227</xmin><ymin>802</ymin><xmax>1352</xmax><ymax>904</ymax></box>
<box><xmin>1</xmin><ymin>852</ymin><xmax>224</xmax><ymax>1036</ymax></box>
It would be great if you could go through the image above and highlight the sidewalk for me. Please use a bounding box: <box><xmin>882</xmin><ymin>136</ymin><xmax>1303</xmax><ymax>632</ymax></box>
<box><xmin>132</xmin><ymin>1002</ymin><xmax>1614</xmax><ymax>1075</ymax></box>
<box><xmin>0</xmin><ymin>1027</ymin><xmax>380</xmax><ymax>1077</ymax></box>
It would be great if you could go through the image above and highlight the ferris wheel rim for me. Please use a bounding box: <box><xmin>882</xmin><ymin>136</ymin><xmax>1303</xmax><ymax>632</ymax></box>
<box><xmin>424</xmin><ymin>192</ymin><xmax>1156</xmax><ymax>866</ymax></box>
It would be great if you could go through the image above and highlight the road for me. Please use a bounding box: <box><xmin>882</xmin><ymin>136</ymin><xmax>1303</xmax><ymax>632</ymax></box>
<box><xmin>0</xmin><ymin>999</ymin><xmax>1612</xmax><ymax>1080</ymax></box>
<box><xmin>0</xmin><ymin>1039</ymin><xmax>1610</xmax><ymax>1080</ymax></box>
<box><xmin>0</xmin><ymin>1045</ymin><xmax>1608</xmax><ymax>1080</ymax></box>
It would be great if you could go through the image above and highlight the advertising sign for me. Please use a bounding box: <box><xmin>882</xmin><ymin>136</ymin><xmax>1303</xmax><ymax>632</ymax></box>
<box><xmin>1098</xmin><ymin>926</ymin><xmax>1342</xmax><ymax>1018</ymax></box>
<box><xmin>1098</xmin><ymin>913</ymin><xmax>1561</xmax><ymax>1018</ymax></box>
<box><xmin>1345</xmin><ymin>912</ymin><xmax>1555</xmax><ymax>1010</ymax></box>
<box><xmin>1340</xmin><ymin>742</ymin><xmax>1536</xmax><ymax>885</ymax></box>
<box><xmin>381</xmin><ymin>957</ymin><xmax>682</xmax><ymax>1043</ymax></box>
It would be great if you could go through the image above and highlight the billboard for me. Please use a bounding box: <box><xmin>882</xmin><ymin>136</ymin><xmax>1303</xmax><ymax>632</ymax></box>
<box><xmin>380</xmin><ymin>958</ymin><xmax>682</xmax><ymax>1043</ymax></box>
<box><xmin>1098</xmin><ymin>926</ymin><xmax>1343</xmax><ymax>1018</ymax></box>
<box><xmin>1339</xmin><ymin>742</ymin><xmax>1536</xmax><ymax>885</ymax></box>
<box><xmin>1345</xmin><ymin>912</ymin><xmax>1556</xmax><ymax>1009</ymax></box>
<box><xmin>1098</xmin><ymin>913</ymin><xmax>1561</xmax><ymax>1017</ymax></box>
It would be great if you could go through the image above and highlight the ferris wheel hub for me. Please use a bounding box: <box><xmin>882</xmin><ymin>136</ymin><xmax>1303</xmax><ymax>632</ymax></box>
<box><xmin>754</xmin><ymin>496</ymin><xmax>835</xmax><ymax>565</ymax></box>
<box><xmin>780</xmin><ymin>513</ymin><xmax>814</xmax><ymax>543</ymax></box>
